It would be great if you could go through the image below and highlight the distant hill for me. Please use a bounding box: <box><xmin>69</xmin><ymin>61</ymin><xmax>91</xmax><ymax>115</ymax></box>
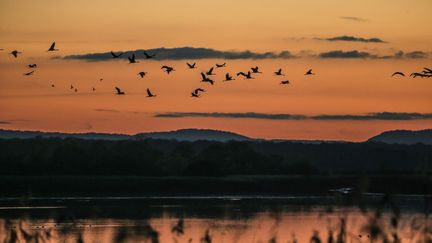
<box><xmin>368</xmin><ymin>129</ymin><xmax>432</xmax><ymax>145</ymax></box>
<box><xmin>135</xmin><ymin>129</ymin><xmax>251</xmax><ymax>142</ymax></box>
<box><xmin>0</xmin><ymin>129</ymin><xmax>251</xmax><ymax>142</ymax></box>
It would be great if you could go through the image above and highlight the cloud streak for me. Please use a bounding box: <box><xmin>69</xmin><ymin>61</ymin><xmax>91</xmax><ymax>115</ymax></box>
<box><xmin>154</xmin><ymin>112</ymin><xmax>432</xmax><ymax>121</ymax></box>
<box><xmin>62</xmin><ymin>47</ymin><xmax>296</xmax><ymax>61</ymax></box>
<box><xmin>319</xmin><ymin>50</ymin><xmax>429</xmax><ymax>59</ymax></box>
<box><xmin>321</xmin><ymin>35</ymin><xmax>385</xmax><ymax>43</ymax></box>
<box><xmin>339</xmin><ymin>16</ymin><xmax>367</xmax><ymax>22</ymax></box>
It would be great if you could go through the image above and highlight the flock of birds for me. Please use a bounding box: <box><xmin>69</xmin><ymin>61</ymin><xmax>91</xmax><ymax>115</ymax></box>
<box><xmin>5</xmin><ymin>41</ymin><xmax>432</xmax><ymax>99</ymax></box>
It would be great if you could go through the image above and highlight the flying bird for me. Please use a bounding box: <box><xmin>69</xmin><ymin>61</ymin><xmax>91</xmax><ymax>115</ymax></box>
<box><xmin>47</xmin><ymin>42</ymin><xmax>59</xmax><ymax>51</ymax></box>
<box><xmin>115</xmin><ymin>87</ymin><xmax>125</xmax><ymax>95</ymax></box>
<box><xmin>423</xmin><ymin>67</ymin><xmax>432</xmax><ymax>74</ymax></box>
<box><xmin>237</xmin><ymin>71</ymin><xmax>253</xmax><ymax>79</ymax></box>
<box><xmin>70</xmin><ymin>85</ymin><xmax>74</xmax><ymax>89</ymax></box>
<box><xmin>128</xmin><ymin>54</ymin><xmax>138</xmax><ymax>63</ymax></box>
<box><xmin>51</xmin><ymin>84</ymin><xmax>55</xmax><ymax>88</ymax></box>
<box><xmin>305</xmin><ymin>69</ymin><xmax>315</xmax><ymax>75</ymax></box>
<box><xmin>206</xmin><ymin>67</ymin><xmax>215</xmax><ymax>75</ymax></box>
<box><xmin>391</xmin><ymin>72</ymin><xmax>405</xmax><ymax>77</ymax></box>
<box><xmin>143</xmin><ymin>51</ymin><xmax>156</xmax><ymax>59</ymax></box>
<box><xmin>216</xmin><ymin>63</ymin><xmax>226</xmax><ymax>68</ymax></box>
<box><xmin>200</xmin><ymin>73</ymin><xmax>214</xmax><ymax>85</ymax></box>
<box><xmin>99</xmin><ymin>78</ymin><xmax>103</xmax><ymax>82</ymax></box>
<box><xmin>92</xmin><ymin>87</ymin><xmax>96</xmax><ymax>91</ymax></box>
<box><xmin>274</xmin><ymin>68</ymin><xmax>284</xmax><ymax>76</ymax></box>
<box><xmin>187</xmin><ymin>62</ymin><xmax>196</xmax><ymax>69</ymax></box>
<box><xmin>138</xmin><ymin>71</ymin><xmax>147</xmax><ymax>78</ymax></box>
<box><xmin>191</xmin><ymin>92</ymin><xmax>200</xmax><ymax>98</ymax></box>
<box><xmin>111</xmin><ymin>51</ymin><xmax>123</xmax><ymax>58</ymax></box>
<box><xmin>23</xmin><ymin>70</ymin><xmax>34</xmax><ymax>76</ymax></box>
<box><xmin>194</xmin><ymin>88</ymin><xmax>206</xmax><ymax>94</ymax></box>
<box><xmin>146</xmin><ymin>88</ymin><xmax>156</xmax><ymax>97</ymax></box>
<box><xmin>410</xmin><ymin>72</ymin><xmax>427</xmax><ymax>78</ymax></box>
<box><xmin>9</xmin><ymin>50</ymin><xmax>22</xmax><ymax>58</ymax></box>
<box><xmin>280</xmin><ymin>80</ymin><xmax>290</xmax><ymax>85</ymax></box>
<box><xmin>161</xmin><ymin>65</ymin><xmax>174</xmax><ymax>74</ymax></box>
<box><xmin>28</xmin><ymin>64</ymin><xmax>37</xmax><ymax>68</ymax></box>
<box><xmin>223</xmin><ymin>73</ymin><xmax>235</xmax><ymax>81</ymax></box>
<box><xmin>251</xmin><ymin>66</ymin><xmax>262</xmax><ymax>73</ymax></box>
<box><xmin>74</xmin><ymin>88</ymin><xmax>78</xmax><ymax>92</ymax></box>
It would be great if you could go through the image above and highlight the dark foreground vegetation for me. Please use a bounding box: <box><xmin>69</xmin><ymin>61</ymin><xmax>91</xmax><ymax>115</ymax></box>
<box><xmin>0</xmin><ymin>138</ymin><xmax>431</xmax><ymax>195</ymax></box>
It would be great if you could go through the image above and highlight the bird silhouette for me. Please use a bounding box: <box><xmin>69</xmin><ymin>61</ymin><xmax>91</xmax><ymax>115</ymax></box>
<box><xmin>410</xmin><ymin>72</ymin><xmax>427</xmax><ymax>78</ymax></box>
<box><xmin>115</xmin><ymin>87</ymin><xmax>125</xmax><ymax>95</ymax></box>
<box><xmin>237</xmin><ymin>71</ymin><xmax>253</xmax><ymax>79</ymax></box>
<box><xmin>9</xmin><ymin>50</ymin><xmax>22</xmax><ymax>58</ymax></box>
<box><xmin>274</xmin><ymin>68</ymin><xmax>284</xmax><ymax>76</ymax></box>
<box><xmin>111</xmin><ymin>51</ymin><xmax>123</xmax><ymax>58</ymax></box>
<box><xmin>251</xmin><ymin>66</ymin><xmax>262</xmax><ymax>73</ymax></box>
<box><xmin>146</xmin><ymin>88</ymin><xmax>156</xmax><ymax>97</ymax></box>
<box><xmin>206</xmin><ymin>67</ymin><xmax>215</xmax><ymax>75</ymax></box>
<box><xmin>187</xmin><ymin>62</ymin><xmax>196</xmax><ymax>69</ymax></box>
<box><xmin>138</xmin><ymin>71</ymin><xmax>147</xmax><ymax>78</ymax></box>
<box><xmin>194</xmin><ymin>88</ymin><xmax>206</xmax><ymax>94</ymax></box>
<box><xmin>23</xmin><ymin>70</ymin><xmax>34</xmax><ymax>76</ymax></box>
<box><xmin>70</xmin><ymin>85</ymin><xmax>74</xmax><ymax>89</ymax></box>
<box><xmin>92</xmin><ymin>87</ymin><xmax>96</xmax><ymax>91</ymax></box>
<box><xmin>99</xmin><ymin>78</ymin><xmax>103</xmax><ymax>82</ymax></box>
<box><xmin>280</xmin><ymin>80</ymin><xmax>290</xmax><ymax>85</ymax></box>
<box><xmin>423</xmin><ymin>67</ymin><xmax>432</xmax><ymax>74</ymax></box>
<box><xmin>143</xmin><ymin>51</ymin><xmax>156</xmax><ymax>59</ymax></box>
<box><xmin>305</xmin><ymin>69</ymin><xmax>315</xmax><ymax>75</ymax></box>
<box><xmin>128</xmin><ymin>54</ymin><xmax>138</xmax><ymax>63</ymax></box>
<box><xmin>74</xmin><ymin>88</ymin><xmax>78</xmax><ymax>92</ymax></box>
<box><xmin>28</xmin><ymin>64</ymin><xmax>37</xmax><ymax>68</ymax></box>
<box><xmin>51</xmin><ymin>84</ymin><xmax>55</xmax><ymax>88</ymax></box>
<box><xmin>216</xmin><ymin>63</ymin><xmax>226</xmax><ymax>68</ymax></box>
<box><xmin>191</xmin><ymin>92</ymin><xmax>199</xmax><ymax>97</ymax></box>
<box><xmin>161</xmin><ymin>65</ymin><xmax>174</xmax><ymax>74</ymax></box>
<box><xmin>47</xmin><ymin>42</ymin><xmax>59</xmax><ymax>51</ymax></box>
<box><xmin>200</xmin><ymin>73</ymin><xmax>214</xmax><ymax>85</ymax></box>
<box><xmin>391</xmin><ymin>72</ymin><xmax>405</xmax><ymax>77</ymax></box>
<box><xmin>223</xmin><ymin>73</ymin><xmax>235</xmax><ymax>81</ymax></box>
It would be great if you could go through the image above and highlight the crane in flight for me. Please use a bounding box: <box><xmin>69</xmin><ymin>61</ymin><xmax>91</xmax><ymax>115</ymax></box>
<box><xmin>251</xmin><ymin>66</ymin><xmax>262</xmax><ymax>74</ymax></box>
<box><xmin>305</xmin><ymin>69</ymin><xmax>315</xmax><ymax>75</ymax></box>
<box><xmin>237</xmin><ymin>71</ymin><xmax>253</xmax><ymax>79</ymax></box>
<box><xmin>9</xmin><ymin>50</ymin><xmax>22</xmax><ymax>58</ymax></box>
<box><xmin>111</xmin><ymin>51</ymin><xmax>123</xmax><ymax>58</ymax></box>
<box><xmin>143</xmin><ymin>51</ymin><xmax>156</xmax><ymax>59</ymax></box>
<box><xmin>191</xmin><ymin>88</ymin><xmax>206</xmax><ymax>98</ymax></box>
<box><xmin>115</xmin><ymin>87</ymin><xmax>125</xmax><ymax>95</ymax></box>
<box><xmin>391</xmin><ymin>72</ymin><xmax>405</xmax><ymax>77</ymax></box>
<box><xmin>280</xmin><ymin>80</ymin><xmax>290</xmax><ymax>85</ymax></box>
<box><xmin>187</xmin><ymin>62</ymin><xmax>196</xmax><ymax>69</ymax></box>
<box><xmin>216</xmin><ymin>63</ymin><xmax>226</xmax><ymax>68</ymax></box>
<box><xmin>200</xmin><ymin>73</ymin><xmax>214</xmax><ymax>85</ymax></box>
<box><xmin>146</xmin><ymin>88</ymin><xmax>156</xmax><ymax>97</ymax></box>
<box><xmin>28</xmin><ymin>64</ymin><xmax>37</xmax><ymax>68</ymax></box>
<box><xmin>47</xmin><ymin>42</ymin><xmax>59</xmax><ymax>51</ymax></box>
<box><xmin>223</xmin><ymin>73</ymin><xmax>235</xmax><ymax>81</ymax></box>
<box><xmin>274</xmin><ymin>68</ymin><xmax>284</xmax><ymax>76</ymax></box>
<box><xmin>206</xmin><ymin>67</ymin><xmax>215</xmax><ymax>75</ymax></box>
<box><xmin>161</xmin><ymin>65</ymin><xmax>175</xmax><ymax>74</ymax></box>
<box><xmin>23</xmin><ymin>70</ymin><xmax>35</xmax><ymax>76</ymax></box>
<box><xmin>138</xmin><ymin>71</ymin><xmax>147</xmax><ymax>78</ymax></box>
<box><xmin>128</xmin><ymin>54</ymin><xmax>138</xmax><ymax>63</ymax></box>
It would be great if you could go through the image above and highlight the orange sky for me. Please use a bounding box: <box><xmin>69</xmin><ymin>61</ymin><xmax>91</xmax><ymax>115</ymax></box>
<box><xmin>0</xmin><ymin>0</ymin><xmax>431</xmax><ymax>141</ymax></box>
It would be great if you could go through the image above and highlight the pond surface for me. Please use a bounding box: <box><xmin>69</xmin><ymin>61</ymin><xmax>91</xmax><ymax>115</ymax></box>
<box><xmin>0</xmin><ymin>194</ymin><xmax>430</xmax><ymax>243</ymax></box>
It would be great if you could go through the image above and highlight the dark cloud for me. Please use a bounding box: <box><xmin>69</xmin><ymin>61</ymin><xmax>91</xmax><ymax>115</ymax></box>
<box><xmin>319</xmin><ymin>50</ymin><xmax>429</xmax><ymax>59</ymax></box>
<box><xmin>319</xmin><ymin>50</ymin><xmax>372</xmax><ymax>58</ymax></box>
<box><xmin>404</xmin><ymin>51</ymin><xmax>428</xmax><ymax>59</ymax></box>
<box><xmin>323</xmin><ymin>36</ymin><xmax>385</xmax><ymax>43</ymax></box>
<box><xmin>94</xmin><ymin>108</ymin><xmax>120</xmax><ymax>113</ymax></box>
<box><xmin>61</xmin><ymin>47</ymin><xmax>296</xmax><ymax>61</ymax></box>
<box><xmin>154</xmin><ymin>112</ymin><xmax>432</xmax><ymax>121</ymax></box>
<box><xmin>0</xmin><ymin>121</ymin><xmax>12</xmax><ymax>124</ymax></box>
<box><xmin>339</xmin><ymin>16</ymin><xmax>367</xmax><ymax>22</ymax></box>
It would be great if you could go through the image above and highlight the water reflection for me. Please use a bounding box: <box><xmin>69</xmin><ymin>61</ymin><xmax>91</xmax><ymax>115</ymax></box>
<box><xmin>0</xmin><ymin>195</ymin><xmax>430</xmax><ymax>243</ymax></box>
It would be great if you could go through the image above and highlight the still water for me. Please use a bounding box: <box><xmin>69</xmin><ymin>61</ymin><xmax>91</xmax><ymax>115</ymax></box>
<box><xmin>0</xmin><ymin>195</ymin><xmax>430</xmax><ymax>243</ymax></box>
